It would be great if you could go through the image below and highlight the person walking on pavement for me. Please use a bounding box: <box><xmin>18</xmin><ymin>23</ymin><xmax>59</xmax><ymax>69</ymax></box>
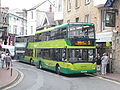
<box><xmin>1</xmin><ymin>52</ymin><xmax>6</xmax><ymax>68</ymax></box>
<box><xmin>101</xmin><ymin>53</ymin><xmax>109</xmax><ymax>75</ymax></box>
<box><xmin>5</xmin><ymin>53</ymin><xmax>12</xmax><ymax>70</ymax></box>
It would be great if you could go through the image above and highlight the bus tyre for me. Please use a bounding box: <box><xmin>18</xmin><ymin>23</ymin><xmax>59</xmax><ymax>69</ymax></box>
<box><xmin>56</xmin><ymin>65</ymin><xmax>60</xmax><ymax>74</ymax></box>
<box><xmin>30</xmin><ymin>58</ymin><xmax>33</xmax><ymax>65</ymax></box>
<box><xmin>39</xmin><ymin>62</ymin><xmax>42</xmax><ymax>69</ymax></box>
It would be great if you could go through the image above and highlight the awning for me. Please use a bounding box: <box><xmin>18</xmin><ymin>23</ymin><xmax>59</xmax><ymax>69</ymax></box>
<box><xmin>96</xmin><ymin>32</ymin><xmax>113</xmax><ymax>42</ymax></box>
<box><xmin>104</xmin><ymin>0</ymin><xmax>116</xmax><ymax>7</ymax></box>
<box><xmin>15</xmin><ymin>42</ymin><xmax>27</xmax><ymax>48</ymax></box>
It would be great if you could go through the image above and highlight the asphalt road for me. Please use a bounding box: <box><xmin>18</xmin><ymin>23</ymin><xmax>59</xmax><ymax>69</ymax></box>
<box><xmin>9</xmin><ymin>61</ymin><xmax>120</xmax><ymax>90</ymax></box>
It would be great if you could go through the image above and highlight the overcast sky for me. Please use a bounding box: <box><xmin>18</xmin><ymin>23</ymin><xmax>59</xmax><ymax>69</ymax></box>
<box><xmin>1</xmin><ymin>0</ymin><xmax>45</xmax><ymax>10</ymax></box>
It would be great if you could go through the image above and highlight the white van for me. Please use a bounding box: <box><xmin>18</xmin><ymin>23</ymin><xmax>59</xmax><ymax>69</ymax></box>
<box><xmin>1</xmin><ymin>45</ymin><xmax>15</xmax><ymax>57</ymax></box>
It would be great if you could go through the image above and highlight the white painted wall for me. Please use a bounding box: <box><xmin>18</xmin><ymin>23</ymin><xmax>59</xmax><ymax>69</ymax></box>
<box><xmin>36</xmin><ymin>11</ymin><xmax>46</xmax><ymax>27</ymax></box>
<box><xmin>9</xmin><ymin>11</ymin><xmax>27</xmax><ymax>35</ymax></box>
<box><xmin>27</xmin><ymin>0</ymin><xmax>55</xmax><ymax>35</ymax></box>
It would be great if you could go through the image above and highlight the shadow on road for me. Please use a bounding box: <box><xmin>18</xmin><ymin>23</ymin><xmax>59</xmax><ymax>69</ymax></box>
<box><xmin>40</xmin><ymin>68</ymin><xmax>94</xmax><ymax>78</ymax></box>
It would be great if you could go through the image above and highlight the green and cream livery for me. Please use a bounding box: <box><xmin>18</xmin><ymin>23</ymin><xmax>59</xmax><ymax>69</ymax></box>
<box><xmin>24</xmin><ymin>23</ymin><xmax>97</xmax><ymax>74</ymax></box>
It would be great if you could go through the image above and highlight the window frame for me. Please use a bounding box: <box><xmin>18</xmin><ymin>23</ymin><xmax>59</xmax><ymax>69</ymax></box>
<box><xmin>84</xmin><ymin>14</ymin><xmax>90</xmax><ymax>23</ymax></box>
<box><xmin>67</xmin><ymin>0</ymin><xmax>71</xmax><ymax>11</ymax></box>
<box><xmin>85</xmin><ymin>0</ymin><xmax>91</xmax><ymax>5</ymax></box>
<box><xmin>75</xmin><ymin>0</ymin><xmax>80</xmax><ymax>8</ymax></box>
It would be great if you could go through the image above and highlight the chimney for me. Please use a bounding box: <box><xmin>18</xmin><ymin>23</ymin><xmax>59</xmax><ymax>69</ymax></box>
<box><xmin>49</xmin><ymin>5</ymin><xmax>52</xmax><ymax>12</ymax></box>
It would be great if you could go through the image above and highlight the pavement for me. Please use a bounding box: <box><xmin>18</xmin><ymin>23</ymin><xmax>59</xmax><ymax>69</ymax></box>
<box><xmin>0</xmin><ymin>66</ymin><xmax>120</xmax><ymax>90</ymax></box>
<box><xmin>0</xmin><ymin>67</ymin><xmax>19</xmax><ymax>89</ymax></box>
<box><xmin>94</xmin><ymin>72</ymin><xmax>120</xmax><ymax>83</ymax></box>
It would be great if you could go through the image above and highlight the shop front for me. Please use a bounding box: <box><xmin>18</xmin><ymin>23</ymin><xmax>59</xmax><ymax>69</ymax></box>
<box><xmin>96</xmin><ymin>32</ymin><xmax>113</xmax><ymax>73</ymax></box>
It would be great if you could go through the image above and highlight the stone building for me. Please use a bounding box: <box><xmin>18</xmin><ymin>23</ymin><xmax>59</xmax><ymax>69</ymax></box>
<box><xmin>111</xmin><ymin>0</ymin><xmax>120</xmax><ymax>73</ymax></box>
<box><xmin>63</xmin><ymin>0</ymin><xmax>117</xmax><ymax>73</ymax></box>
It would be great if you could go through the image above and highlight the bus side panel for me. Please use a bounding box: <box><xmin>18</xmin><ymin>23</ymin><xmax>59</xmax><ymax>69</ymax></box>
<box><xmin>38</xmin><ymin>58</ymin><xmax>96</xmax><ymax>74</ymax></box>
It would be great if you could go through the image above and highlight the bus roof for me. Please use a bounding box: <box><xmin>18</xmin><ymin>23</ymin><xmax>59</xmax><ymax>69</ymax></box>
<box><xmin>35</xmin><ymin>23</ymin><xmax>94</xmax><ymax>34</ymax></box>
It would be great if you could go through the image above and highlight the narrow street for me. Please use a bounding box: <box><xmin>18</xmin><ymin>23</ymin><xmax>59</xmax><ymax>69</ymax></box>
<box><xmin>0</xmin><ymin>0</ymin><xmax>120</xmax><ymax>90</ymax></box>
<box><xmin>9</xmin><ymin>61</ymin><xmax>120</xmax><ymax>90</ymax></box>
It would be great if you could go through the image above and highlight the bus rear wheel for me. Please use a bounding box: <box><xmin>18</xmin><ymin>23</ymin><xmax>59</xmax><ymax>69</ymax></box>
<box><xmin>56</xmin><ymin>65</ymin><xmax>60</xmax><ymax>74</ymax></box>
<box><xmin>39</xmin><ymin>62</ymin><xmax>42</xmax><ymax>69</ymax></box>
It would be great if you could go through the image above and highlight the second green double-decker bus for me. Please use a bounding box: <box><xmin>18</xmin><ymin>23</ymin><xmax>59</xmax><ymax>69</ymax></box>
<box><xmin>24</xmin><ymin>23</ymin><xmax>96</xmax><ymax>74</ymax></box>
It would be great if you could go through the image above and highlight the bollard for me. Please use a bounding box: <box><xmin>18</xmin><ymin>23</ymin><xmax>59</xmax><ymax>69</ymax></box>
<box><xmin>11</xmin><ymin>63</ymin><xmax>12</xmax><ymax>76</ymax></box>
<box><xmin>11</xmin><ymin>67</ymin><xmax>12</xmax><ymax>76</ymax></box>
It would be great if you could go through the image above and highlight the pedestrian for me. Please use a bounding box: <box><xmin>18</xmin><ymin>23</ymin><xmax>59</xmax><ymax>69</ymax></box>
<box><xmin>5</xmin><ymin>53</ymin><xmax>12</xmax><ymax>70</ymax></box>
<box><xmin>101</xmin><ymin>53</ymin><xmax>109</xmax><ymax>75</ymax></box>
<box><xmin>96</xmin><ymin>53</ymin><xmax>101</xmax><ymax>71</ymax></box>
<box><xmin>1</xmin><ymin>52</ymin><xmax>6</xmax><ymax>68</ymax></box>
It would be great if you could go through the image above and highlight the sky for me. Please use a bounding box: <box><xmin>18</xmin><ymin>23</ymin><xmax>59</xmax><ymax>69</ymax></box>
<box><xmin>1</xmin><ymin>0</ymin><xmax>45</xmax><ymax>10</ymax></box>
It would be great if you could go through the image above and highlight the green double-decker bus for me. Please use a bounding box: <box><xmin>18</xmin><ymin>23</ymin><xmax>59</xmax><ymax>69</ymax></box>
<box><xmin>24</xmin><ymin>23</ymin><xmax>96</xmax><ymax>74</ymax></box>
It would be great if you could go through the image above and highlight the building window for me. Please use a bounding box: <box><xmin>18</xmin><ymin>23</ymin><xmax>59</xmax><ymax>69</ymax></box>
<box><xmin>58</xmin><ymin>0</ymin><xmax>62</xmax><ymax>12</ymax></box>
<box><xmin>31</xmin><ymin>26</ymin><xmax>33</xmax><ymax>34</ymax></box>
<box><xmin>3</xmin><ymin>17</ymin><xmax>5</xmax><ymax>23</ymax></box>
<box><xmin>67</xmin><ymin>0</ymin><xmax>71</xmax><ymax>11</ymax></box>
<box><xmin>4</xmin><ymin>17</ymin><xmax>7</xmax><ymax>23</ymax></box>
<box><xmin>85</xmin><ymin>0</ymin><xmax>90</xmax><ymax>5</ymax></box>
<box><xmin>101</xmin><ymin>10</ymin><xmax>109</xmax><ymax>31</ymax></box>
<box><xmin>31</xmin><ymin>11</ymin><xmax>33</xmax><ymax>19</ymax></box>
<box><xmin>14</xmin><ymin>17</ymin><xmax>16</xmax><ymax>23</ymax></box>
<box><xmin>9</xmin><ymin>25</ymin><xmax>11</xmax><ymax>33</ymax></box>
<box><xmin>75</xmin><ymin>17</ymin><xmax>79</xmax><ymax>22</ymax></box>
<box><xmin>21</xmin><ymin>27</ymin><xmax>24</xmax><ymax>35</ymax></box>
<box><xmin>75</xmin><ymin>0</ymin><xmax>80</xmax><ymax>8</ymax></box>
<box><xmin>105</xmin><ymin>10</ymin><xmax>116</xmax><ymax>27</ymax></box>
<box><xmin>13</xmin><ymin>25</ymin><xmax>17</xmax><ymax>34</ymax></box>
<box><xmin>84</xmin><ymin>14</ymin><xmax>90</xmax><ymax>23</ymax></box>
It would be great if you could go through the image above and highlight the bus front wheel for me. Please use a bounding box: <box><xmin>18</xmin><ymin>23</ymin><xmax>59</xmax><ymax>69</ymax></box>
<box><xmin>30</xmin><ymin>58</ymin><xmax>33</xmax><ymax>64</ymax></box>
